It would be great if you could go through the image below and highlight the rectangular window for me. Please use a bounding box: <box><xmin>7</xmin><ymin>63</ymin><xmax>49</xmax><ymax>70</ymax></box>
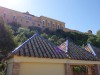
<box><xmin>58</xmin><ymin>26</ymin><xmax>59</xmax><ymax>29</ymax></box>
<box><xmin>42</xmin><ymin>26</ymin><xmax>45</xmax><ymax>28</ymax></box>
<box><xmin>32</xmin><ymin>22</ymin><xmax>35</xmax><ymax>25</ymax></box>
<box><xmin>48</xmin><ymin>23</ymin><xmax>50</xmax><ymax>26</ymax></box>
<box><xmin>3</xmin><ymin>13</ymin><xmax>6</xmax><ymax>18</ymax></box>
<box><xmin>53</xmin><ymin>24</ymin><xmax>54</xmax><ymax>26</ymax></box>
<box><xmin>25</xmin><ymin>16</ymin><xmax>28</xmax><ymax>20</ymax></box>
<box><xmin>28</xmin><ymin>17</ymin><xmax>32</xmax><ymax>20</ymax></box>
<box><xmin>43</xmin><ymin>21</ymin><xmax>44</xmax><ymax>25</ymax></box>
<box><xmin>26</xmin><ymin>20</ymin><xmax>29</xmax><ymax>23</ymax></box>
<box><xmin>13</xmin><ymin>16</ymin><xmax>16</xmax><ymax>19</ymax></box>
<box><xmin>38</xmin><ymin>24</ymin><xmax>40</xmax><ymax>26</ymax></box>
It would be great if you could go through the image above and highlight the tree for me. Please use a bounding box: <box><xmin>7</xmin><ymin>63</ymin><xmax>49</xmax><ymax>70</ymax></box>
<box><xmin>96</xmin><ymin>30</ymin><xmax>100</xmax><ymax>47</ymax></box>
<box><xmin>14</xmin><ymin>27</ymin><xmax>35</xmax><ymax>45</ymax></box>
<box><xmin>73</xmin><ymin>66</ymin><xmax>81</xmax><ymax>73</ymax></box>
<box><xmin>97</xmin><ymin>30</ymin><xmax>100</xmax><ymax>37</ymax></box>
<box><xmin>8</xmin><ymin>22</ymin><xmax>21</xmax><ymax>35</ymax></box>
<box><xmin>0</xmin><ymin>16</ymin><xmax>16</xmax><ymax>56</ymax></box>
<box><xmin>41</xmin><ymin>33</ymin><xmax>48</xmax><ymax>39</ymax></box>
<box><xmin>57</xmin><ymin>38</ymin><xmax>65</xmax><ymax>45</ymax></box>
<box><xmin>87</xmin><ymin>35</ymin><xmax>96</xmax><ymax>45</ymax></box>
<box><xmin>28</xmin><ymin>26</ymin><xmax>41</xmax><ymax>33</ymax></box>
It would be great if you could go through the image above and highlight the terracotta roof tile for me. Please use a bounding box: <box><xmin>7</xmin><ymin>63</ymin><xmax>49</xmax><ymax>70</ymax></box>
<box><xmin>85</xmin><ymin>44</ymin><xmax>100</xmax><ymax>60</ymax></box>
<box><xmin>59</xmin><ymin>40</ymin><xmax>97</xmax><ymax>61</ymax></box>
<box><xmin>8</xmin><ymin>33</ymin><xmax>68</xmax><ymax>59</ymax></box>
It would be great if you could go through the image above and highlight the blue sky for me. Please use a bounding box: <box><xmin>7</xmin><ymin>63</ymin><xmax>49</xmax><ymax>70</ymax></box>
<box><xmin>0</xmin><ymin>0</ymin><xmax>100</xmax><ymax>34</ymax></box>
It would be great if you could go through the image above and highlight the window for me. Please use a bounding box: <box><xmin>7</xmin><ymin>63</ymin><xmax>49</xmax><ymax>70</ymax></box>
<box><xmin>26</xmin><ymin>20</ymin><xmax>29</xmax><ymax>23</ymax></box>
<box><xmin>40</xmin><ymin>21</ymin><xmax>41</xmax><ymax>23</ymax></box>
<box><xmin>59</xmin><ymin>26</ymin><xmax>60</xmax><ymax>29</ymax></box>
<box><xmin>48</xmin><ymin>23</ymin><xmax>50</xmax><ymax>26</ymax></box>
<box><xmin>25</xmin><ymin>16</ymin><xmax>27</xmax><ymax>19</ymax></box>
<box><xmin>38</xmin><ymin>24</ymin><xmax>40</xmax><ymax>26</ymax></box>
<box><xmin>13</xmin><ymin>16</ymin><xmax>16</xmax><ymax>19</ymax></box>
<box><xmin>32</xmin><ymin>22</ymin><xmax>35</xmax><ymax>25</ymax></box>
<box><xmin>3</xmin><ymin>13</ymin><xmax>6</xmax><ymax>18</ymax></box>
<box><xmin>43</xmin><ymin>21</ymin><xmax>45</xmax><ymax>25</ymax></box>
<box><xmin>28</xmin><ymin>17</ymin><xmax>30</xmax><ymax>19</ymax></box>
<box><xmin>58</xmin><ymin>26</ymin><xmax>59</xmax><ymax>29</ymax></box>
<box><xmin>53</xmin><ymin>24</ymin><xmax>54</xmax><ymax>26</ymax></box>
<box><xmin>42</xmin><ymin>26</ymin><xmax>45</xmax><ymax>28</ymax></box>
<box><xmin>60</xmin><ymin>25</ymin><xmax>62</xmax><ymax>29</ymax></box>
<box><xmin>25</xmin><ymin>16</ymin><xmax>31</xmax><ymax>20</ymax></box>
<box><xmin>55</xmin><ymin>25</ymin><xmax>56</xmax><ymax>28</ymax></box>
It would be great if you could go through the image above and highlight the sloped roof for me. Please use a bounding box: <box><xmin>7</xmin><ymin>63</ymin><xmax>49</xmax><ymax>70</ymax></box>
<box><xmin>59</xmin><ymin>40</ymin><xmax>97</xmax><ymax>61</ymax></box>
<box><xmin>85</xmin><ymin>44</ymin><xmax>100</xmax><ymax>60</ymax></box>
<box><xmin>8</xmin><ymin>33</ymin><xmax>68</xmax><ymax>59</ymax></box>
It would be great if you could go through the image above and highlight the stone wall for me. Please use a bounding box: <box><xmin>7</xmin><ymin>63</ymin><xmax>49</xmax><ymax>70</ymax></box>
<box><xmin>12</xmin><ymin>62</ymin><xmax>20</xmax><ymax>75</ymax></box>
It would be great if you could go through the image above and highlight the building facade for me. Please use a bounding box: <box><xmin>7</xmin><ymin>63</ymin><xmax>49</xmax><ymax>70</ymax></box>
<box><xmin>0</xmin><ymin>6</ymin><xmax>65</xmax><ymax>30</ymax></box>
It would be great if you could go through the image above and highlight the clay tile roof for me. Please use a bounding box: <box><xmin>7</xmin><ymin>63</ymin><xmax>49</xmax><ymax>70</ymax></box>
<box><xmin>85</xmin><ymin>44</ymin><xmax>100</xmax><ymax>60</ymax></box>
<box><xmin>8</xmin><ymin>33</ymin><xmax>68</xmax><ymax>59</ymax></box>
<box><xmin>59</xmin><ymin>39</ymin><xmax>98</xmax><ymax>61</ymax></box>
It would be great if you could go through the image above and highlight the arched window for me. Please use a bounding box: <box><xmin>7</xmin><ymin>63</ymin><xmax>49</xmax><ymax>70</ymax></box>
<box><xmin>58</xmin><ymin>25</ymin><xmax>59</xmax><ymax>29</ymax></box>
<box><xmin>3</xmin><ymin>13</ymin><xmax>6</xmax><ymax>18</ymax></box>
<box><xmin>53</xmin><ymin>24</ymin><xmax>54</xmax><ymax>26</ymax></box>
<box><xmin>43</xmin><ymin>21</ymin><xmax>45</xmax><ymax>25</ymax></box>
<box><xmin>13</xmin><ymin>16</ymin><xmax>16</xmax><ymax>19</ymax></box>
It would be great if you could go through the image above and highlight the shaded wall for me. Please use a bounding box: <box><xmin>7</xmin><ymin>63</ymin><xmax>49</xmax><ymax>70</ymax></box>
<box><xmin>19</xmin><ymin>62</ymin><xmax>65</xmax><ymax>75</ymax></box>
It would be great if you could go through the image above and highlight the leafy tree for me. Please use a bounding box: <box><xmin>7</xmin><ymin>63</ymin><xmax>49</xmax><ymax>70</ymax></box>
<box><xmin>28</xmin><ymin>26</ymin><xmax>41</xmax><ymax>33</ymax></box>
<box><xmin>0</xmin><ymin>62</ymin><xmax>7</xmax><ymax>75</ymax></box>
<box><xmin>0</xmin><ymin>17</ymin><xmax>16</xmax><ymax>57</ymax></box>
<box><xmin>8</xmin><ymin>22</ymin><xmax>21</xmax><ymax>35</ymax></box>
<box><xmin>14</xmin><ymin>27</ymin><xmax>35</xmax><ymax>45</ymax></box>
<box><xmin>57</xmin><ymin>38</ymin><xmax>65</xmax><ymax>44</ymax></box>
<box><xmin>97</xmin><ymin>30</ymin><xmax>100</xmax><ymax>38</ymax></box>
<box><xmin>96</xmin><ymin>30</ymin><xmax>100</xmax><ymax>47</ymax></box>
<box><xmin>73</xmin><ymin>66</ymin><xmax>81</xmax><ymax>73</ymax></box>
<box><xmin>41</xmin><ymin>33</ymin><xmax>48</xmax><ymax>39</ymax></box>
<box><xmin>87</xmin><ymin>35</ymin><xmax>96</xmax><ymax>45</ymax></box>
<box><xmin>87</xmin><ymin>30</ymin><xmax>100</xmax><ymax>47</ymax></box>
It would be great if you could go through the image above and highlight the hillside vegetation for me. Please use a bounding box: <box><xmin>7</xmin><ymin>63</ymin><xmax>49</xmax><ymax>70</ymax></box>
<box><xmin>10</xmin><ymin>22</ymin><xmax>100</xmax><ymax>48</ymax></box>
<box><xmin>0</xmin><ymin>17</ymin><xmax>100</xmax><ymax>60</ymax></box>
<box><xmin>0</xmin><ymin>17</ymin><xmax>100</xmax><ymax>75</ymax></box>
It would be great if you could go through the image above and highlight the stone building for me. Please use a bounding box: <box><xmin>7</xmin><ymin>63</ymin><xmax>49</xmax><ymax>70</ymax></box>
<box><xmin>0</xmin><ymin>6</ymin><xmax>65</xmax><ymax>30</ymax></box>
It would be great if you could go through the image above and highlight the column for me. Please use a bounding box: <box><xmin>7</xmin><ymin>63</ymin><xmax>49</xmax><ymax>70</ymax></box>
<box><xmin>70</xmin><ymin>66</ymin><xmax>73</xmax><ymax>75</ymax></box>
<box><xmin>65</xmin><ymin>63</ymin><xmax>70</xmax><ymax>75</ymax></box>
<box><xmin>65</xmin><ymin>62</ymin><xmax>73</xmax><ymax>75</ymax></box>
<box><xmin>88</xmin><ymin>65</ymin><xmax>92</xmax><ymax>75</ymax></box>
<box><xmin>12</xmin><ymin>62</ymin><xmax>20</xmax><ymax>75</ymax></box>
<box><xmin>96</xmin><ymin>65</ymin><xmax>100</xmax><ymax>75</ymax></box>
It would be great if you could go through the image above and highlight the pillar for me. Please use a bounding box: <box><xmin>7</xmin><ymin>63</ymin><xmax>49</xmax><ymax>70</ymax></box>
<box><xmin>12</xmin><ymin>62</ymin><xmax>20</xmax><ymax>75</ymax></box>
<box><xmin>96</xmin><ymin>65</ymin><xmax>100</xmax><ymax>75</ymax></box>
<box><xmin>65</xmin><ymin>61</ymin><xmax>73</xmax><ymax>75</ymax></box>
<box><xmin>70</xmin><ymin>66</ymin><xmax>73</xmax><ymax>75</ymax></box>
<box><xmin>88</xmin><ymin>65</ymin><xmax>92</xmax><ymax>75</ymax></box>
